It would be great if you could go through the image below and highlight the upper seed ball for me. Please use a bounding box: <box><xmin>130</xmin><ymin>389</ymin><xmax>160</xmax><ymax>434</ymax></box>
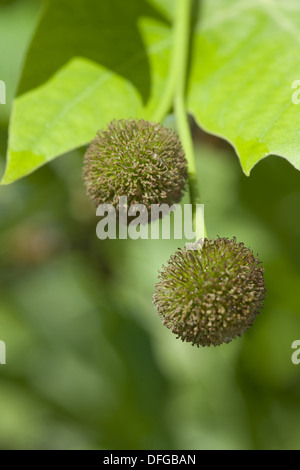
<box><xmin>153</xmin><ymin>237</ymin><xmax>266</xmax><ymax>347</ymax></box>
<box><xmin>83</xmin><ymin>119</ymin><xmax>188</xmax><ymax>222</ymax></box>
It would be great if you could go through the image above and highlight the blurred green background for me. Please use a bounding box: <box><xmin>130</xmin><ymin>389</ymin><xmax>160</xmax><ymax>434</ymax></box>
<box><xmin>1</xmin><ymin>0</ymin><xmax>300</xmax><ymax>450</ymax></box>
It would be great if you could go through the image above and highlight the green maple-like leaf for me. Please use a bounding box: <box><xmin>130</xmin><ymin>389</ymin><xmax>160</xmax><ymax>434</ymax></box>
<box><xmin>188</xmin><ymin>0</ymin><xmax>300</xmax><ymax>174</ymax></box>
<box><xmin>2</xmin><ymin>0</ymin><xmax>172</xmax><ymax>184</ymax></box>
<box><xmin>3</xmin><ymin>0</ymin><xmax>300</xmax><ymax>184</ymax></box>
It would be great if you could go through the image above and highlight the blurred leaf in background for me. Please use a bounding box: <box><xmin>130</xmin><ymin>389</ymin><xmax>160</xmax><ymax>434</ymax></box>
<box><xmin>0</xmin><ymin>0</ymin><xmax>42</xmax><ymax>126</ymax></box>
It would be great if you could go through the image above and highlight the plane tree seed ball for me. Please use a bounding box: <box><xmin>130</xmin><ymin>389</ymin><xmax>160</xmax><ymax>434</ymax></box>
<box><xmin>153</xmin><ymin>237</ymin><xmax>266</xmax><ymax>347</ymax></box>
<box><xmin>83</xmin><ymin>119</ymin><xmax>188</xmax><ymax>223</ymax></box>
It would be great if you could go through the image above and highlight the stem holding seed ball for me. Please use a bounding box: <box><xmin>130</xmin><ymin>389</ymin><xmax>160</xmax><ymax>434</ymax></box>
<box><xmin>175</xmin><ymin>0</ymin><xmax>206</xmax><ymax>240</ymax></box>
<box><xmin>159</xmin><ymin>0</ymin><xmax>207</xmax><ymax>240</ymax></box>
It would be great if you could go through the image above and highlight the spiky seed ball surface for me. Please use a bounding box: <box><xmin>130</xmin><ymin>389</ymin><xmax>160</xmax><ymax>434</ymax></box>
<box><xmin>153</xmin><ymin>237</ymin><xmax>266</xmax><ymax>347</ymax></box>
<box><xmin>83</xmin><ymin>119</ymin><xmax>188</xmax><ymax>221</ymax></box>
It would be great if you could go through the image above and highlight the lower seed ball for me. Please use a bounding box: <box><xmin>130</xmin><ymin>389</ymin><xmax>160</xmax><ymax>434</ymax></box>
<box><xmin>153</xmin><ymin>237</ymin><xmax>266</xmax><ymax>347</ymax></box>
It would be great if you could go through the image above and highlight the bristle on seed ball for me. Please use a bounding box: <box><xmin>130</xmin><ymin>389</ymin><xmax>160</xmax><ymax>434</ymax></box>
<box><xmin>83</xmin><ymin>119</ymin><xmax>188</xmax><ymax>222</ymax></box>
<box><xmin>153</xmin><ymin>237</ymin><xmax>266</xmax><ymax>347</ymax></box>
